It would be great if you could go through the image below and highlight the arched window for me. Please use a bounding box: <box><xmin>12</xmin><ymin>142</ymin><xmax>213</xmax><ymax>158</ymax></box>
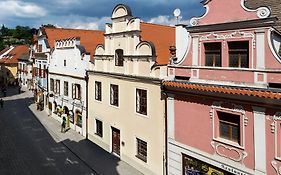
<box><xmin>115</xmin><ymin>49</ymin><xmax>124</xmax><ymax>66</ymax></box>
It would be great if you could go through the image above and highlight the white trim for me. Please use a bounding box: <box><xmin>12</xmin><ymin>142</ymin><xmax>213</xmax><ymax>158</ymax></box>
<box><xmin>240</xmin><ymin>0</ymin><xmax>271</xmax><ymax>19</ymax></box>
<box><xmin>189</xmin><ymin>5</ymin><xmax>209</xmax><ymax>26</ymax></box>
<box><xmin>211</xmin><ymin>102</ymin><xmax>246</xmax><ymax>149</ymax></box>
<box><xmin>252</xmin><ymin>106</ymin><xmax>266</xmax><ymax>174</ymax></box>
<box><xmin>192</xmin><ymin>36</ymin><xmax>199</xmax><ymax>66</ymax></box>
<box><xmin>256</xmin><ymin>31</ymin><xmax>265</xmax><ymax>69</ymax></box>
<box><xmin>268</xmin><ymin>28</ymin><xmax>281</xmax><ymax>64</ymax></box>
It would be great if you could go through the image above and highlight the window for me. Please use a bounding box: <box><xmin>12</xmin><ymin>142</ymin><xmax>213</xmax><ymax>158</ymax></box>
<box><xmin>38</xmin><ymin>44</ymin><xmax>42</xmax><ymax>52</ymax></box>
<box><xmin>136</xmin><ymin>138</ymin><xmax>147</xmax><ymax>162</ymax></box>
<box><xmin>110</xmin><ymin>84</ymin><xmax>118</xmax><ymax>106</ymax></box>
<box><xmin>72</xmin><ymin>84</ymin><xmax>81</xmax><ymax>99</ymax></box>
<box><xmin>64</xmin><ymin>81</ymin><xmax>68</xmax><ymax>96</ymax></box>
<box><xmin>55</xmin><ymin>80</ymin><xmax>60</xmax><ymax>94</ymax></box>
<box><xmin>64</xmin><ymin>60</ymin><xmax>66</xmax><ymax>66</ymax></box>
<box><xmin>50</xmin><ymin>79</ymin><xmax>54</xmax><ymax>92</ymax></box>
<box><xmin>228</xmin><ymin>41</ymin><xmax>249</xmax><ymax>68</ymax></box>
<box><xmin>95</xmin><ymin>81</ymin><xmax>102</xmax><ymax>101</ymax></box>
<box><xmin>204</xmin><ymin>42</ymin><xmax>221</xmax><ymax>67</ymax></box>
<box><xmin>136</xmin><ymin>89</ymin><xmax>147</xmax><ymax>115</ymax></box>
<box><xmin>95</xmin><ymin>119</ymin><xmax>103</xmax><ymax>137</ymax></box>
<box><xmin>115</xmin><ymin>49</ymin><xmax>124</xmax><ymax>66</ymax></box>
<box><xmin>76</xmin><ymin>112</ymin><xmax>82</xmax><ymax>127</ymax></box>
<box><xmin>218</xmin><ymin>111</ymin><xmax>240</xmax><ymax>144</ymax></box>
<box><xmin>43</xmin><ymin>65</ymin><xmax>46</xmax><ymax>78</ymax></box>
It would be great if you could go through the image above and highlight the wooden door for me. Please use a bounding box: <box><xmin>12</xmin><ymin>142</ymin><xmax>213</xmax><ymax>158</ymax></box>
<box><xmin>112</xmin><ymin>127</ymin><xmax>120</xmax><ymax>156</ymax></box>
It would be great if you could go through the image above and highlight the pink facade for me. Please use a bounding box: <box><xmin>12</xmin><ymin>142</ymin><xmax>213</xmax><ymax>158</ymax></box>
<box><xmin>165</xmin><ymin>0</ymin><xmax>281</xmax><ymax>175</ymax></box>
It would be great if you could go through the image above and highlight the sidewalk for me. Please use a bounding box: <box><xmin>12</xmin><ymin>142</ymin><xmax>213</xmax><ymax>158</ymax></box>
<box><xmin>26</xmin><ymin>90</ymin><xmax>143</xmax><ymax>175</ymax></box>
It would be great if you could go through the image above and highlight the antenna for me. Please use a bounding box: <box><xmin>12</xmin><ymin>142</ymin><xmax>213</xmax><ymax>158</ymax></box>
<box><xmin>173</xmin><ymin>8</ymin><xmax>181</xmax><ymax>24</ymax></box>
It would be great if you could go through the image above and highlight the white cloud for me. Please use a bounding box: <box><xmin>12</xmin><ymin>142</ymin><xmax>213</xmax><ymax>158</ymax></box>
<box><xmin>0</xmin><ymin>1</ymin><xmax>47</xmax><ymax>18</ymax></box>
<box><xmin>48</xmin><ymin>16</ymin><xmax>111</xmax><ymax>30</ymax></box>
<box><xmin>148</xmin><ymin>15</ymin><xmax>190</xmax><ymax>26</ymax></box>
<box><xmin>54</xmin><ymin>0</ymin><xmax>79</xmax><ymax>5</ymax></box>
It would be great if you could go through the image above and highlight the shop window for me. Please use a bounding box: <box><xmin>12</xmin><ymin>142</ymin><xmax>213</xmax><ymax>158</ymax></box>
<box><xmin>204</xmin><ymin>42</ymin><xmax>221</xmax><ymax>67</ymax></box>
<box><xmin>115</xmin><ymin>49</ymin><xmax>124</xmax><ymax>66</ymax></box>
<box><xmin>76</xmin><ymin>112</ymin><xmax>82</xmax><ymax>127</ymax></box>
<box><xmin>110</xmin><ymin>84</ymin><xmax>118</xmax><ymax>107</ymax></box>
<box><xmin>50</xmin><ymin>78</ymin><xmax>54</xmax><ymax>92</ymax></box>
<box><xmin>72</xmin><ymin>84</ymin><xmax>81</xmax><ymax>99</ymax></box>
<box><xmin>95</xmin><ymin>81</ymin><xmax>102</xmax><ymax>101</ymax></box>
<box><xmin>228</xmin><ymin>41</ymin><xmax>249</xmax><ymax>68</ymax></box>
<box><xmin>95</xmin><ymin>119</ymin><xmax>103</xmax><ymax>137</ymax></box>
<box><xmin>183</xmin><ymin>154</ymin><xmax>227</xmax><ymax>174</ymax></box>
<box><xmin>64</xmin><ymin>81</ymin><xmax>68</xmax><ymax>96</ymax></box>
<box><xmin>136</xmin><ymin>138</ymin><xmax>147</xmax><ymax>162</ymax></box>
<box><xmin>136</xmin><ymin>89</ymin><xmax>147</xmax><ymax>115</ymax></box>
<box><xmin>217</xmin><ymin>111</ymin><xmax>240</xmax><ymax>144</ymax></box>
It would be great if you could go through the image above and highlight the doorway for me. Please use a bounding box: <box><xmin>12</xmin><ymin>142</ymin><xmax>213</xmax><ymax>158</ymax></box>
<box><xmin>111</xmin><ymin>127</ymin><xmax>120</xmax><ymax>156</ymax></box>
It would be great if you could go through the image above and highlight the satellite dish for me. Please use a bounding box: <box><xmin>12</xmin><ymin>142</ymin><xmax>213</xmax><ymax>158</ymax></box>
<box><xmin>173</xmin><ymin>8</ymin><xmax>181</xmax><ymax>17</ymax></box>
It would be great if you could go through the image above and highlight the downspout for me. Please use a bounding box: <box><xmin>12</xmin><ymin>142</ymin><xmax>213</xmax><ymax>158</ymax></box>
<box><xmin>85</xmin><ymin>71</ymin><xmax>89</xmax><ymax>139</ymax></box>
<box><xmin>161</xmin><ymin>83</ymin><xmax>168</xmax><ymax>175</ymax></box>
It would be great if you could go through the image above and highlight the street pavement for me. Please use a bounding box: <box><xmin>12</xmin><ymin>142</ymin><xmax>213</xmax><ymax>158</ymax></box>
<box><xmin>0</xmin><ymin>86</ymin><xmax>143</xmax><ymax>175</ymax></box>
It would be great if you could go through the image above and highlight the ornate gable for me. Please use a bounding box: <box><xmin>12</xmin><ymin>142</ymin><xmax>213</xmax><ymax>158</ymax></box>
<box><xmin>190</xmin><ymin>0</ymin><xmax>271</xmax><ymax>26</ymax></box>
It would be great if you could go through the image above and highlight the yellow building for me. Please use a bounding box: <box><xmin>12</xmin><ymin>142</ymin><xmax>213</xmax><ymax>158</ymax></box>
<box><xmin>0</xmin><ymin>45</ymin><xmax>29</xmax><ymax>86</ymax></box>
<box><xmin>87</xmin><ymin>4</ymin><xmax>175</xmax><ymax>175</ymax></box>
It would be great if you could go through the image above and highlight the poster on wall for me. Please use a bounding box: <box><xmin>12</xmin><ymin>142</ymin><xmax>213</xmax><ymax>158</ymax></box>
<box><xmin>183</xmin><ymin>154</ymin><xmax>228</xmax><ymax>175</ymax></box>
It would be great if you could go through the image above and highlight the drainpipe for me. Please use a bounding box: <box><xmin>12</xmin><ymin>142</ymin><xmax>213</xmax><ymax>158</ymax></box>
<box><xmin>161</xmin><ymin>83</ymin><xmax>168</xmax><ymax>175</ymax></box>
<box><xmin>85</xmin><ymin>71</ymin><xmax>89</xmax><ymax>139</ymax></box>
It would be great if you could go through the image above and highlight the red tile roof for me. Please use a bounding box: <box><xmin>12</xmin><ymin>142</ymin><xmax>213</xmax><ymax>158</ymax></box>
<box><xmin>140</xmin><ymin>22</ymin><xmax>175</xmax><ymax>65</ymax></box>
<box><xmin>0</xmin><ymin>45</ymin><xmax>29</xmax><ymax>64</ymax></box>
<box><xmin>42</xmin><ymin>27</ymin><xmax>104</xmax><ymax>60</ymax></box>
<box><xmin>163</xmin><ymin>81</ymin><xmax>281</xmax><ymax>100</ymax></box>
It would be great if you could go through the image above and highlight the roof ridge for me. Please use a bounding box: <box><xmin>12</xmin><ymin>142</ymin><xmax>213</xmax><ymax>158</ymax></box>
<box><xmin>141</xmin><ymin>22</ymin><xmax>175</xmax><ymax>28</ymax></box>
<box><xmin>44</xmin><ymin>27</ymin><xmax>104</xmax><ymax>32</ymax></box>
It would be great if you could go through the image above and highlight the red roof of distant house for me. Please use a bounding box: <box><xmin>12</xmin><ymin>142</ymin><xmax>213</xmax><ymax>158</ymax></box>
<box><xmin>0</xmin><ymin>45</ymin><xmax>29</xmax><ymax>64</ymax></box>
<box><xmin>163</xmin><ymin>81</ymin><xmax>281</xmax><ymax>100</ymax></box>
<box><xmin>42</xmin><ymin>27</ymin><xmax>104</xmax><ymax>60</ymax></box>
<box><xmin>140</xmin><ymin>22</ymin><xmax>175</xmax><ymax>65</ymax></box>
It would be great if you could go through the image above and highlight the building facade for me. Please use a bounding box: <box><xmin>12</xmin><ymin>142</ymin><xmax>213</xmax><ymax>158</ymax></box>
<box><xmin>164</xmin><ymin>0</ymin><xmax>281</xmax><ymax>175</ymax></box>
<box><xmin>87</xmin><ymin>4</ymin><xmax>175</xmax><ymax>175</ymax></box>
<box><xmin>48</xmin><ymin>30</ymin><xmax>103</xmax><ymax>137</ymax></box>
<box><xmin>0</xmin><ymin>45</ymin><xmax>29</xmax><ymax>87</ymax></box>
<box><xmin>18</xmin><ymin>52</ymin><xmax>33</xmax><ymax>89</ymax></box>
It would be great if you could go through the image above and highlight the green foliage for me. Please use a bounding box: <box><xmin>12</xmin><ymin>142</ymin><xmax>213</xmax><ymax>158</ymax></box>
<box><xmin>0</xmin><ymin>24</ymin><xmax>35</xmax><ymax>49</ymax></box>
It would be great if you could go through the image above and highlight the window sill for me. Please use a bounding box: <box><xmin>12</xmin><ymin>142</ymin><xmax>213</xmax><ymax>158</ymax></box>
<box><xmin>135</xmin><ymin>111</ymin><xmax>149</xmax><ymax>119</ymax></box>
<box><xmin>135</xmin><ymin>155</ymin><xmax>147</xmax><ymax>163</ymax></box>
<box><xmin>109</xmin><ymin>104</ymin><xmax>119</xmax><ymax>109</ymax></box>
<box><xmin>213</xmin><ymin>137</ymin><xmax>244</xmax><ymax>150</ymax></box>
<box><xmin>95</xmin><ymin>133</ymin><xmax>103</xmax><ymax>138</ymax></box>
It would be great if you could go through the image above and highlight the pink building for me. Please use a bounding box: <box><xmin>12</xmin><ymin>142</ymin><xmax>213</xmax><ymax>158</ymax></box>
<box><xmin>164</xmin><ymin>0</ymin><xmax>281</xmax><ymax>174</ymax></box>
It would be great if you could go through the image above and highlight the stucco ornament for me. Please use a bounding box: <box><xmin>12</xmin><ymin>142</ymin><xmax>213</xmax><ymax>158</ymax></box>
<box><xmin>257</xmin><ymin>7</ymin><xmax>271</xmax><ymax>19</ymax></box>
<box><xmin>211</xmin><ymin>141</ymin><xmax>248</xmax><ymax>164</ymax></box>
<box><xmin>271</xmin><ymin>160</ymin><xmax>281</xmax><ymax>175</ymax></box>
<box><xmin>190</xmin><ymin>18</ymin><xmax>199</xmax><ymax>26</ymax></box>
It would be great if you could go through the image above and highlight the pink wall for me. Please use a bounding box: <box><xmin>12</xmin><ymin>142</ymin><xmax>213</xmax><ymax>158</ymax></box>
<box><xmin>198</xmin><ymin>0</ymin><xmax>257</xmax><ymax>26</ymax></box>
<box><xmin>174</xmin><ymin>95</ymin><xmax>255</xmax><ymax>169</ymax></box>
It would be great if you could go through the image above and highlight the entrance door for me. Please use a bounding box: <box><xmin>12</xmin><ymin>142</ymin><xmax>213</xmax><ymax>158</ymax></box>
<box><xmin>112</xmin><ymin>127</ymin><xmax>120</xmax><ymax>156</ymax></box>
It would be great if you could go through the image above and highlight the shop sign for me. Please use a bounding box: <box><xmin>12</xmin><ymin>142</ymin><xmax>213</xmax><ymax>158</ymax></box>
<box><xmin>220</xmin><ymin>165</ymin><xmax>248</xmax><ymax>175</ymax></box>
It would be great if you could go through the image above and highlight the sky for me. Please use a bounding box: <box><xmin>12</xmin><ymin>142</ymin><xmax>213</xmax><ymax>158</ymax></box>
<box><xmin>0</xmin><ymin>0</ymin><xmax>205</xmax><ymax>30</ymax></box>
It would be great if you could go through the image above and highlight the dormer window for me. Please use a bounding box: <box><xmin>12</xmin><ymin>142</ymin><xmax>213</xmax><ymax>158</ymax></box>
<box><xmin>38</xmin><ymin>44</ymin><xmax>42</xmax><ymax>52</ymax></box>
<box><xmin>115</xmin><ymin>49</ymin><xmax>124</xmax><ymax>66</ymax></box>
<box><xmin>204</xmin><ymin>42</ymin><xmax>221</xmax><ymax>67</ymax></box>
<box><xmin>228</xmin><ymin>41</ymin><xmax>249</xmax><ymax>68</ymax></box>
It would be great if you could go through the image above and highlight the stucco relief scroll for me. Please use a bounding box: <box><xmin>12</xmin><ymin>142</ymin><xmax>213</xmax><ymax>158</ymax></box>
<box><xmin>199</xmin><ymin>31</ymin><xmax>254</xmax><ymax>42</ymax></box>
<box><xmin>211</xmin><ymin>141</ymin><xmax>248</xmax><ymax>164</ymax></box>
<box><xmin>271</xmin><ymin>112</ymin><xmax>281</xmax><ymax>133</ymax></box>
<box><xmin>271</xmin><ymin>160</ymin><xmax>281</xmax><ymax>175</ymax></box>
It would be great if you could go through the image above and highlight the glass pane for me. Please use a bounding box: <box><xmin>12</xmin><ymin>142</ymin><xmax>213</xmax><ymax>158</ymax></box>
<box><xmin>220</xmin><ymin>122</ymin><xmax>230</xmax><ymax>139</ymax></box>
<box><xmin>232</xmin><ymin>125</ymin><xmax>239</xmax><ymax>142</ymax></box>
<box><xmin>229</xmin><ymin>53</ymin><xmax>238</xmax><ymax>67</ymax></box>
<box><xmin>240</xmin><ymin>53</ymin><xmax>249</xmax><ymax>68</ymax></box>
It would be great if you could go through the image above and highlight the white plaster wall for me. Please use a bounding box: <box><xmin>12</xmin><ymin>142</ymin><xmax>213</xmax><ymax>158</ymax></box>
<box><xmin>175</xmin><ymin>26</ymin><xmax>189</xmax><ymax>64</ymax></box>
